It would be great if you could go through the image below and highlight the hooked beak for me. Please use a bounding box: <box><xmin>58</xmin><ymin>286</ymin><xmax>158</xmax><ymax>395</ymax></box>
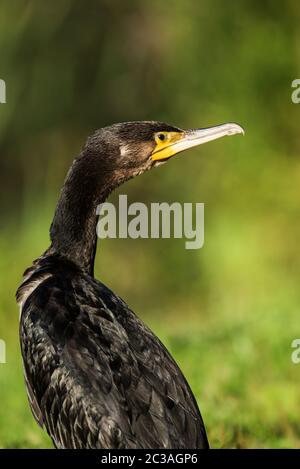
<box><xmin>151</xmin><ymin>123</ymin><xmax>244</xmax><ymax>161</ymax></box>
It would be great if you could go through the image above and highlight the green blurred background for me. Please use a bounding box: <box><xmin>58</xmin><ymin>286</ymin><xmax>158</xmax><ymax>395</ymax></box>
<box><xmin>1</xmin><ymin>0</ymin><xmax>300</xmax><ymax>448</ymax></box>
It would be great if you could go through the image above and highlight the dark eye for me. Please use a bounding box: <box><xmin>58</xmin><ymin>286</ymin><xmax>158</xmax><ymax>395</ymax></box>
<box><xmin>157</xmin><ymin>133</ymin><xmax>166</xmax><ymax>141</ymax></box>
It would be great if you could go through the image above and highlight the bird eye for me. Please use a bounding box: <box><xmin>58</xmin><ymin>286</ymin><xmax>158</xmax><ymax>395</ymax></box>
<box><xmin>157</xmin><ymin>133</ymin><xmax>166</xmax><ymax>141</ymax></box>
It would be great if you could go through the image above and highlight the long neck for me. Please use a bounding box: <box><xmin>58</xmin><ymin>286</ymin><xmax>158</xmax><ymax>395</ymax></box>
<box><xmin>49</xmin><ymin>147</ymin><xmax>115</xmax><ymax>276</ymax></box>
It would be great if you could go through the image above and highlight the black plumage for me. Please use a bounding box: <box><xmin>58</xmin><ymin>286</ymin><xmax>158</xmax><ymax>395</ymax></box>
<box><xmin>17</xmin><ymin>120</ymin><xmax>243</xmax><ymax>449</ymax></box>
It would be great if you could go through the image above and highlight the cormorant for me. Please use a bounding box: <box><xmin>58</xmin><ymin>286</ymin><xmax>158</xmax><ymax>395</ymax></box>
<box><xmin>17</xmin><ymin>121</ymin><xmax>243</xmax><ymax>449</ymax></box>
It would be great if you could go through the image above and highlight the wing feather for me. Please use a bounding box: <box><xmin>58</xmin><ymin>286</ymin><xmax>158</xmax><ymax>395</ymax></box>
<box><xmin>19</xmin><ymin>264</ymin><xmax>208</xmax><ymax>449</ymax></box>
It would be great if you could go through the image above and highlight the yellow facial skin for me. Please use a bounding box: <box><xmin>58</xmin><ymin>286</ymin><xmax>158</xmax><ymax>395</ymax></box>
<box><xmin>151</xmin><ymin>132</ymin><xmax>185</xmax><ymax>161</ymax></box>
<box><xmin>151</xmin><ymin>123</ymin><xmax>244</xmax><ymax>161</ymax></box>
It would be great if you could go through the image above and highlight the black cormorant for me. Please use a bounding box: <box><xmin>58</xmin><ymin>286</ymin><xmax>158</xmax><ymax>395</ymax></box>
<box><xmin>17</xmin><ymin>121</ymin><xmax>243</xmax><ymax>449</ymax></box>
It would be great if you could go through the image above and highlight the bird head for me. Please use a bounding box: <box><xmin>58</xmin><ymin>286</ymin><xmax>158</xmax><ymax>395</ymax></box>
<box><xmin>84</xmin><ymin>120</ymin><xmax>244</xmax><ymax>184</ymax></box>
